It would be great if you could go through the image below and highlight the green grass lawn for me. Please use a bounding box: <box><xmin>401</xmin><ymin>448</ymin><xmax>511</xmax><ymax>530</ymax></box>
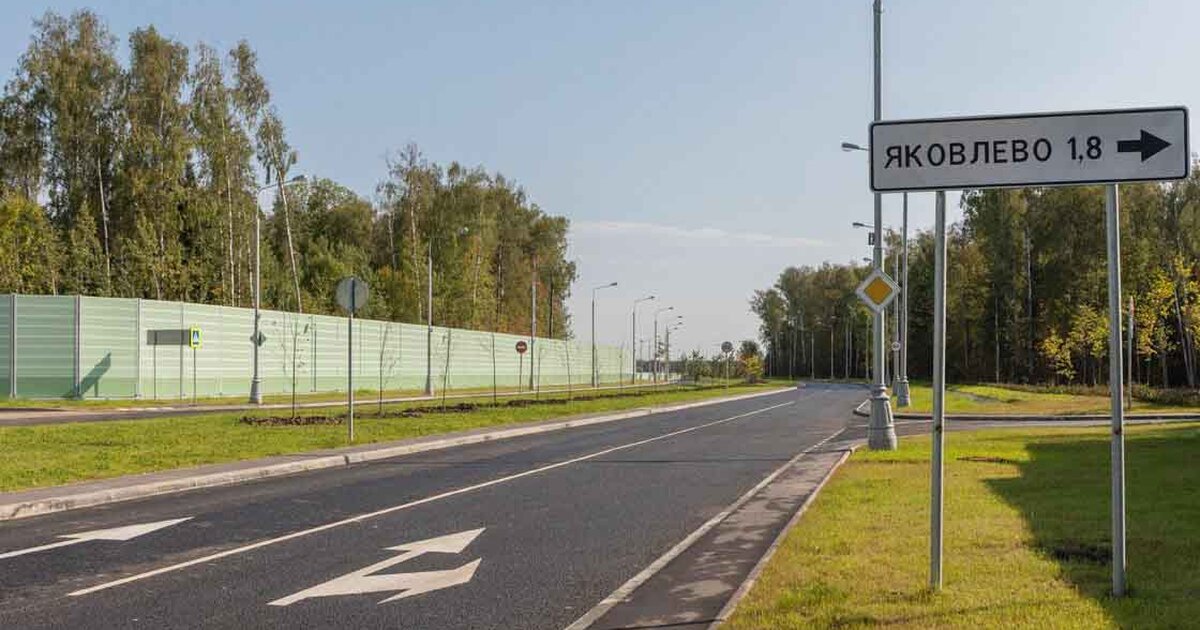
<box><xmin>897</xmin><ymin>383</ymin><xmax>1200</xmax><ymax>415</ymax></box>
<box><xmin>0</xmin><ymin>382</ymin><xmax>775</xmax><ymax>493</ymax></box>
<box><xmin>726</xmin><ymin>423</ymin><xmax>1200</xmax><ymax>629</ymax></box>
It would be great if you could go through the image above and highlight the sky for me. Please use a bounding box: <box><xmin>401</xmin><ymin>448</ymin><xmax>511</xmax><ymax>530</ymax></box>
<box><xmin>3</xmin><ymin>0</ymin><xmax>1199</xmax><ymax>356</ymax></box>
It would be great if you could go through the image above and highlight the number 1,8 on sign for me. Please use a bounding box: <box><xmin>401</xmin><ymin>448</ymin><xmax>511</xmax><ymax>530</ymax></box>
<box><xmin>870</xmin><ymin>106</ymin><xmax>1188</xmax><ymax>192</ymax></box>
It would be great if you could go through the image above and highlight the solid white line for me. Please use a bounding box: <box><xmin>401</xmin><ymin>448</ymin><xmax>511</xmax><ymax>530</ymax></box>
<box><xmin>562</xmin><ymin>425</ymin><xmax>847</xmax><ymax>630</ymax></box>
<box><xmin>69</xmin><ymin>398</ymin><xmax>795</xmax><ymax>598</ymax></box>
<box><xmin>707</xmin><ymin>443</ymin><xmax>855</xmax><ymax>629</ymax></box>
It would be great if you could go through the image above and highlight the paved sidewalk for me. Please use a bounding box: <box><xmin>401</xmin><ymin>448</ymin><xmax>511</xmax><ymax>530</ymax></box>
<box><xmin>0</xmin><ymin>387</ymin><xmax>788</xmax><ymax>521</ymax></box>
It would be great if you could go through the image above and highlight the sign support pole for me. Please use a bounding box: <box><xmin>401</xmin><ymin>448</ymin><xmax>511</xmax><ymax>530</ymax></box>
<box><xmin>930</xmin><ymin>190</ymin><xmax>947</xmax><ymax>591</ymax></box>
<box><xmin>348</xmin><ymin>284</ymin><xmax>355</xmax><ymax>442</ymax></box>
<box><xmin>1105</xmin><ymin>184</ymin><xmax>1127</xmax><ymax>596</ymax></box>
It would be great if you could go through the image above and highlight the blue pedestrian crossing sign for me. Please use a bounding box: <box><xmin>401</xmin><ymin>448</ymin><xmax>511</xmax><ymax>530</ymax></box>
<box><xmin>189</xmin><ymin>327</ymin><xmax>202</xmax><ymax>349</ymax></box>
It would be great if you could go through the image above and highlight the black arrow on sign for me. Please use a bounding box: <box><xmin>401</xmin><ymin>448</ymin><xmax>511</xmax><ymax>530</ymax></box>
<box><xmin>1117</xmin><ymin>130</ymin><xmax>1171</xmax><ymax>162</ymax></box>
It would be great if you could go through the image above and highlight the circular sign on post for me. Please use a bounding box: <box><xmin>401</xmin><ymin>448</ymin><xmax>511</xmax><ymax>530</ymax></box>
<box><xmin>891</xmin><ymin>341</ymin><xmax>901</xmax><ymax>352</ymax></box>
<box><xmin>335</xmin><ymin>277</ymin><xmax>370</xmax><ymax>313</ymax></box>
<box><xmin>721</xmin><ymin>341</ymin><xmax>734</xmax><ymax>354</ymax></box>
<box><xmin>515</xmin><ymin>340</ymin><xmax>528</xmax><ymax>354</ymax></box>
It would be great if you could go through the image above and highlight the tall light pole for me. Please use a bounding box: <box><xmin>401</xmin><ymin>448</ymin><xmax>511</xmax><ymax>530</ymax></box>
<box><xmin>590</xmin><ymin>282</ymin><xmax>618</xmax><ymax>387</ymax></box>
<box><xmin>632</xmin><ymin>295</ymin><xmax>655</xmax><ymax>384</ymax></box>
<box><xmin>250</xmin><ymin>175</ymin><xmax>306</xmax><ymax>404</ymax></box>
<box><xmin>653</xmin><ymin>306</ymin><xmax>674</xmax><ymax>383</ymax></box>
<box><xmin>846</xmin><ymin>34</ymin><xmax>898</xmax><ymax>450</ymax></box>
<box><xmin>666</xmin><ymin>322</ymin><xmax>683</xmax><ymax>382</ymax></box>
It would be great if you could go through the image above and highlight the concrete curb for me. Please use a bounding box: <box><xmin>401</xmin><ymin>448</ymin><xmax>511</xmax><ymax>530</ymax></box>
<box><xmin>709</xmin><ymin>441</ymin><xmax>860</xmax><ymax>628</ymax></box>
<box><xmin>0</xmin><ymin>387</ymin><xmax>790</xmax><ymax>522</ymax></box>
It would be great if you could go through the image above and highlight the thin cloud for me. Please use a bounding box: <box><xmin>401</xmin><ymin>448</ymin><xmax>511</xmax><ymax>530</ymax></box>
<box><xmin>573</xmin><ymin>221</ymin><xmax>827</xmax><ymax>248</ymax></box>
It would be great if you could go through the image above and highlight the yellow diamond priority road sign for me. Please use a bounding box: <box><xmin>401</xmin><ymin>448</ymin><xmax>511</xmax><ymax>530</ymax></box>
<box><xmin>855</xmin><ymin>269</ymin><xmax>899</xmax><ymax>313</ymax></box>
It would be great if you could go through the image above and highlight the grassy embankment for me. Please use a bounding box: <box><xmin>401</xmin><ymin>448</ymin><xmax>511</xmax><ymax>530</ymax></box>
<box><xmin>899</xmin><ymin>383</ymin><xmax>1200</xmax><ymax>415</ymax></box>
<box><xmin>0</xmin><ymin>381</ymin><xmax>773</xmax><ymax>493</ymax></box>
<box><xmin>727</xmin><ymin>423</ymin><xmax>1200</xmax><ymax>629</ymax></box>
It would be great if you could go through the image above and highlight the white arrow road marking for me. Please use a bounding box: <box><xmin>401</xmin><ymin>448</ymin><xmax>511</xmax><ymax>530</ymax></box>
<box><xmin>269</xmin><ymin>528</ymin><xmax>484</xmax><ymax>606</ymax></box>
<box><xmin>0</xmin><ymin>518</ymin><xmax>192</xmax><ymax>560</ymax></box>
<box><xmin>70</xmin><ymin>398</ymin><xmax>792</xmax><ymax>598</ymax></box>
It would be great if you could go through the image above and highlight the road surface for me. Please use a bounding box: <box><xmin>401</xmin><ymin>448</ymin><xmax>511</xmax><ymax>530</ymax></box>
<box><xmin>0</xmin><ymin>383</ymin><xmax>863</xmax><ymax>629</ymax></box>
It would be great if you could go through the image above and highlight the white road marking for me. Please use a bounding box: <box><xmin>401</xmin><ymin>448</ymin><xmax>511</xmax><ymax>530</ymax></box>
<box><xmin>269</xmin><ymin>528</ymin><xmax>484</xmax><ymax>606</ymax></box>
<box><xmin>70</xmin><ymin>398</ymin><xmax>794</xmax><ymax>597</ymax></box>
<box><xmin>0</xmin><ymin>518</ymin><xmax>192</xmax><ymax>560</ymax></box>
<box><xmin>563</xmin><ymin>427</ymin><xmax>848</xmax><ymax>630</ymax></box>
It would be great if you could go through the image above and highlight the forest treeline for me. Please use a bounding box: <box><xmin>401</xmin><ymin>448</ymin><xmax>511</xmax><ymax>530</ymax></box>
<box><xmin>0</xmin><ymin>10</ymin><xmax>575</xmax><ymax>336</ymax></box>
<box><xmin>752</xmin><ymin>174</ymin><xmax>1200</xmax><ymax>387</ymax></box>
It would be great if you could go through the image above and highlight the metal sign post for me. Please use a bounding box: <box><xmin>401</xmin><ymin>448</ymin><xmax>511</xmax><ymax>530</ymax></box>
<box><xmin>871</xmin><ymin>106</ymin><xmax>1188</xmax><ymax>597</ymax></box>
<box><xmin>337</xmin><ymin>277</ymin><xmax>370</xmax><ymax>442</ymax></box>
<box><xmin>1105</xmin><ymin>184</ymin><xmax>1127</xmax><ymax>596</ymax></box>
<box><xmin>930</xmin><ymin>190</ymin><xmax>947</xmax><ymax>590</ymax></box>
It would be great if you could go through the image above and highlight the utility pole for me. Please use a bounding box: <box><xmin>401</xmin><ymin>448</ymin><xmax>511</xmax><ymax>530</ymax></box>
<box><xmin>869</xmin><ymin>0</ymin><xmax>898</xmax><ymax>449</ymax></box>
<box><xmin>425</xmin><ymin>241</ymin><xmax>433</xmax><ymax>396</ymax></box>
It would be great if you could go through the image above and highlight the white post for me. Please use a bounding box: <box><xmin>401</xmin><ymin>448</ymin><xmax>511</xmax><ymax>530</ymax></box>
<box><xmin>348</xmin><ymin>283</ymin><xmax>355</xmax><ymax>442</ymax></box>
<box><xmin>1106</xmin><ymin>184</ymin><xmax>1127</xmax><ymax>597</ymax></box>
<box><xmin>930</xmin><ymin>190</ymin><xmax>947</xmax><ymax>590</ymax></box>
<box><xmin>425</xmin><ymin>244</ymin><xmax>433</xmax><ymax>396</ymax></box>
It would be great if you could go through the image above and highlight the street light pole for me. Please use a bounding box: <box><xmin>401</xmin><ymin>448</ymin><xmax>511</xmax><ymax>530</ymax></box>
<box><xmin>591</xmin><ymin>282</ymin><xmax>618</xmax><ymax>387</ymax></box>
<box><xmin>632</xmin><ymin>296</ymin><xmax>655</xmax><ymax>385</ymax></box>
<box><xmin>869</xmin><ymin>0</ymin><xmax>896</xmax><ymax>449</ymax></box>
<box><xmin>653</xmin><ymin>306</ymin><xmax>674</xmax><ymax>383</ymax></box>
<box><xmin>898</xmin><ymin>192</ymin><xmax>911</xmax><ymax>406</ymax></box>
<box><xmin>250</xmin><ymin>175</ymin><xmax>305</xmax><ymax>404</ymax></box>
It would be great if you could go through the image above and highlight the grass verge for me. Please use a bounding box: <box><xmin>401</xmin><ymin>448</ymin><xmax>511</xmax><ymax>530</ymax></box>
<box><xmin>726</xmin><ymin>422</ymin><xmax>1200</xmax><ymax>629</ymax></box>
<box><xmin>0</xmin><ymin>382</ymin><xmax>775</xmax><ymax>493</ymax></box>
<box><xmin>899</xmin><ymin>383</ymin><xmax>1200</xmax><ymax>415</ymax></box>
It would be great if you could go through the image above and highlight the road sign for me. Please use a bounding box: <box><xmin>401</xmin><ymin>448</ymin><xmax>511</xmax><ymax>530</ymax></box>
<box><xmin>891</xmin><ymin>341</ymin><xmax>901</xmax><ymax>352</ymax></box>
<box><xmin>251</xmin><ymin>330</ymin><xmax>266</xmax><ymax>347</ymax></box>
<box><xmin>189</xmin><ymin>327</ymin><xmax>202</xmax><ymax>349</ymax></box>
<box><xmin>855</xmin><ymin>269</ymin><xmax>900</xmax><ymax>313</ymax></box>
<box><xmin>515</xmin><ymin>340</ymin><xmax>528</xmax><ymax>354</ymax></box>
<box><xmin>270</xmin><ymin>528</ymin><xmax>484</xmax><ymax>606</ymax></box>
<box><xmin>721</xmin><ymin>341</ymin><xmax>733</xmax><ymax>354</ymax></box>
<box><xmin>336</xmin><ymin>277</ymin><xmax>370</xmax><ymax>313</ymax></box>
<box><xmin>870</xmin><ymin>106</ymin><xmax>1189</xmax><ymax>192</ymax></box>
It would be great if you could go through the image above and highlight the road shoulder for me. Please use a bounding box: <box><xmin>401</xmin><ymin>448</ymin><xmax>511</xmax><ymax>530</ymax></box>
<box><xmin>571</xmin><ymin>432</ymin><xmax>857</xmax><ymax>629</ymax></box>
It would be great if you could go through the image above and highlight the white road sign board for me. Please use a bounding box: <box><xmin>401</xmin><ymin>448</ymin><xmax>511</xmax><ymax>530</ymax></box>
<box><xmin>870</xmin><ymin>107</ymin><xmax>1189</xmax><ymax>192</ymax></box>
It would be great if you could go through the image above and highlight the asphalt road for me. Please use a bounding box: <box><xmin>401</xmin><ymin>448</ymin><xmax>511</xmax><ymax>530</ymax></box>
<box><xmin>0</xmin><ymin>383</ymin><xmax>862</xmax><ymax>629</ymax></box>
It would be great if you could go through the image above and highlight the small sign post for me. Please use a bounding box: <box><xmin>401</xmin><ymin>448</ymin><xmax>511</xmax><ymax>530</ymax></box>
<box><xmin>189</xmin><ymin>327</ymin><xmax>202</xmax><ymax>404</ymax></box>
<box><xmin>336</xmin><ymin>277</ymin><xmax>370</xmax><ymax>441</ymax></box>
<box><xmin>870</xmin><ymin>105</ymin><xmax>1189</xmax><ymax>596</ymax></box>
<box><xmin>515</xmin><ymin>340</ymin><xmax>528</xmax><ymax>393</ymax></box>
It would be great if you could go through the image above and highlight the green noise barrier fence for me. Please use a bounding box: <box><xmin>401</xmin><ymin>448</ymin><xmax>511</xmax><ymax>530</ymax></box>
<box><xmin>0</xmin><ymin>294</ymin><xmax>628</xmax><ymax>400</ymax></box>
